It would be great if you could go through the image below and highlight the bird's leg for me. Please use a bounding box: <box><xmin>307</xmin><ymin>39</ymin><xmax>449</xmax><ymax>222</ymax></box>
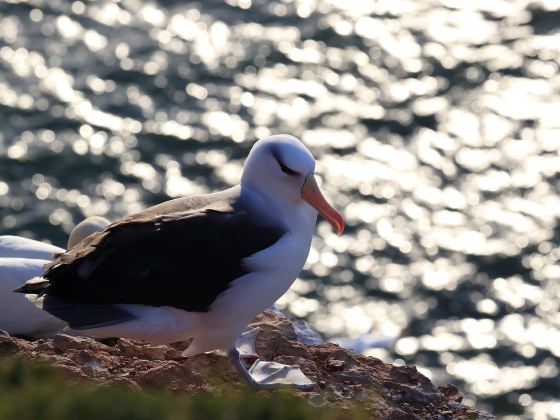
<box><xmin>236</xmin><ymin>327</ymin><xmax>260</xmax><ymax>360</ymax></box>
<box><xmin>227</xmin><ymin>346</ymin><xmax>262</xmax><ymax>389</ymax></box>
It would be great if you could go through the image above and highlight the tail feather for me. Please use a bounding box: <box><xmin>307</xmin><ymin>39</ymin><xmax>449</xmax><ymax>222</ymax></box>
<box><xmin>41</xmin><ymin>295</ymin><xmax>136</xmax><ymax>330</ymax></box>
<box><xmin>13</xmin><ymin>277</ymin><xmax>50</xmax><ymax>296</ymax></box>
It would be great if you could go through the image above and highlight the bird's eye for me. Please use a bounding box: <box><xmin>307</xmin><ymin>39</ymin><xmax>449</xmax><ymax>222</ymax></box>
<box><xmin>279</xmin><ymin>162</ymin><xmax>299</xmax><ymax>176</ymax></box>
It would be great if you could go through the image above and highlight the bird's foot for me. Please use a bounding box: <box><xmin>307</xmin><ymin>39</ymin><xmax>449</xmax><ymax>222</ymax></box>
<box><xmin>227</xmin><ymin>346</ymin><xmax>314</xmax><ymax>391</ymax></box>
<box><xmin>247</xmin><ymin>359</ymin><xmax>315</xmax><ymax>390</ymax></box>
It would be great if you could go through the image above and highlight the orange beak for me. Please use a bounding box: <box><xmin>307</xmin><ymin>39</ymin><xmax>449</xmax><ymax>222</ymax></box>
<box><xmin>301</xmin><ymin>174</ymin><xmax>344</xmax><ymax>235</ymax></box>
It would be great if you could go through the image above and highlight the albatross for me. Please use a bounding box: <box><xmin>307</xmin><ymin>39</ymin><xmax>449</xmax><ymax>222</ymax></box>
<box><xmin>0</xmin><ymin>216</ymin><xmax>109</xmax><ymax>338</ymax></box>
<box><xmin>16</xmin><ymin>134</ymin><xmax>344</xmax><ymax>388</ymax></box>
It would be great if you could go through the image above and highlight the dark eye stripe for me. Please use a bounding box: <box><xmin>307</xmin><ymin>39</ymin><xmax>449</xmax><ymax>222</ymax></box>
<box><xmin>271</xmin><ymin>148</ymin><xmax>300</xmax><ymax>176</ymax></box>
<box><xmin>279</xmin><ymin>161</ymin><xmax>299</xmax><ymax>176</ymax></box>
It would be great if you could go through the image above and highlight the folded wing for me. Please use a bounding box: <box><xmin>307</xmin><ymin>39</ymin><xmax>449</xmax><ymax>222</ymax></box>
<box><xmin>16</xmin><ymin>197</ymin><xmax>284</xmax><ymax>329</ymax></box>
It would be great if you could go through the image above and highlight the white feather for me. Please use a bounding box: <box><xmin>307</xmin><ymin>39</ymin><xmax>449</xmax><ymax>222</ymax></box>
<box><xmin>0</xmin><ymin>258</ymin><xmax>66</xmax><ymax>337</ymax></box>
<box><xmin>0</xmin><ymin>236</ymin><xmax>63</xmax><ymax>260</ymax></box>
<box><xmin>0</xmin><ymin>217</ymin><xmax>109</xmax><ymax>337</ymax></box>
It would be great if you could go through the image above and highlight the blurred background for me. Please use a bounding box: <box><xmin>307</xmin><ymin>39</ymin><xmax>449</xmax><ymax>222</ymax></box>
<box><xmin>0</xmin><ymin>0</ymin><xmax>559</xmax><ymax>418</ymax></box>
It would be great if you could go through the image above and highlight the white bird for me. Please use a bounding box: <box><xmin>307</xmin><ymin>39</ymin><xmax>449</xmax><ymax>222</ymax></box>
<box><xmin>16</xmin><ymin>135</ymin><xmax>344</xmax><ymax>388</ymax></box>
<box><xmin>0</xmin><ymin>216</ymin><xmax>109</xmax><ymax>338</ymax></box>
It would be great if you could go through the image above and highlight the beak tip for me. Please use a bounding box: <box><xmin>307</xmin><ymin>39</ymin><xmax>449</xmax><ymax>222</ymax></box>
<box><xmin>328</xmin><ymin>210</ymin><xmax>345</xmax><ymax>235</ymax></box>
<box><xmin>335</xmin><ymin>219</ymin><xmax>345</xmax><ymax>236</ymax></box>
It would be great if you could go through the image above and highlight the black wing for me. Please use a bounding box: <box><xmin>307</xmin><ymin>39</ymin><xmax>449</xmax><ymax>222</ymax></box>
<box><xmin>26</xmin><ymin>209</ymin><xmax>283</xmax><ymax>314</ymax></box>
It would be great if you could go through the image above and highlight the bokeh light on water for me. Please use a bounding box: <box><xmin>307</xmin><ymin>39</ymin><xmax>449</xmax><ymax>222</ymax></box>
<box><xmin>1</xmin><ymin>0</ymin><xmax>560</xmax><ymax>417</ymax></box>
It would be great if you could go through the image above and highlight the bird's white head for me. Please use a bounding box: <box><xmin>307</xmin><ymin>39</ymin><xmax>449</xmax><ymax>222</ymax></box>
<box><xmin>67</xmin><ymin>216</ymin><xmax>110</xmax><ymax>248</ymax></box>
<box><xmin>241</xmin><ymin>134</ymin><xmax>344</xmax><ymax>234</ymax></box>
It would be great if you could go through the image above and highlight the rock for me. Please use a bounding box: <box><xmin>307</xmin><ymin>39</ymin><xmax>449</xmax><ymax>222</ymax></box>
<box><xmin>312</xmin><ymin>345</ymin><xmax>360</xmax><ymax>370</ymax></box>
<box><xmin>0</xmin><ymin>310</ymin><xmax>495</xmax><ymax>419</ymax></box>
<box><xmin>291</xmin><ymin>319</ymin><xmax>323</xmax><ymax>345</ymax></box>
<box><xmin>116</xmin><ymin>339</ymin><xmax>182</xmax><ymax>360</ymax></box>
<box><xmin>388</xmin><ymin>408</ymin><xmax>422</xmax><ymax>419</ymax></box>
<box><xmin>136</xmin><ymin>361</ymin><xmax>203</xmax><ymax>389</ymax></box>
<box><xmin>326</xmin><ymin>358</ymin><xmax>345</xmax><ymax>371</ymax></box>
<box><xmin>448</xmin><ymin>401</ymin><xmax>466</xmax><ymax>410</ymax></box>
<box><xmin>438</xmin><ymin>384</ymin><xmax>463</xmax><ymax>402</ymax></box>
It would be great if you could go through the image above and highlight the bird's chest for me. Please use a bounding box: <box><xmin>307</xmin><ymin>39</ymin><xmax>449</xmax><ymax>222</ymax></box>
<box><xmin>246</xmin><ymin>233</ymin><xmax>311</xmax><ymax>278</ymax></box>
<box><xmin>207</xmin><ymin>234</ymin><xmax>312</xmax><ymax>321</ymax></box>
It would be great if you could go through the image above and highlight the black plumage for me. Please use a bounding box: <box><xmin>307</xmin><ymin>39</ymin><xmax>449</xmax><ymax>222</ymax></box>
<box><xmin>16</xmin><ymin>189</ymin><xmax>284</xmax><ymax>328</ymax></box>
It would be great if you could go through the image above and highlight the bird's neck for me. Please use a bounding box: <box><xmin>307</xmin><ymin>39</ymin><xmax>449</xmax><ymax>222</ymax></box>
<box><xmin>238</xmin><ymin>183</ymin><xmax>317</xmax><ymax>237</ymax></box>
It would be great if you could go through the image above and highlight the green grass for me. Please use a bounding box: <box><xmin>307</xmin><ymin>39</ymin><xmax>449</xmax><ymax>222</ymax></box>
<box><xmin>0</xmin><ymin>358</ymin><xmax>368</xmax><ymax>420</ymax></box>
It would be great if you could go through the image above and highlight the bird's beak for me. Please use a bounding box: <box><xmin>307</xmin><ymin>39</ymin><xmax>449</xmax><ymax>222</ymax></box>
<box><xmin>301</xmin><ymin>174</ymin><xmax>344</xmax><ymax>235</ymax></box>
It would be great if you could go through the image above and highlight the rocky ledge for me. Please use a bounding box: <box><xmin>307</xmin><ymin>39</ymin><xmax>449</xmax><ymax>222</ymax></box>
<box><xmin>0</xmin><ymin>310</ymin><xmax>493</xmax><ymax>419</ymax></box>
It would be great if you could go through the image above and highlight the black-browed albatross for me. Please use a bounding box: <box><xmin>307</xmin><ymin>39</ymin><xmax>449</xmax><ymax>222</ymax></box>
<box><xmin>0</xmin><ymin>216</ymin><xmax>109</xmax><ymax>338</ymax></box>
<box><xmin>16</xmin><ymin>134</ymin><xmax>344</xmax><ymax>389</ymax></box>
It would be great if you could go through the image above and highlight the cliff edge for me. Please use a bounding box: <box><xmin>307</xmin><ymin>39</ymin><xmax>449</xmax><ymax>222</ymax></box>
<box><xmin>0</xmin><ymin>310</ymin><xmax>493</xmax><ymax>419</ymax></box>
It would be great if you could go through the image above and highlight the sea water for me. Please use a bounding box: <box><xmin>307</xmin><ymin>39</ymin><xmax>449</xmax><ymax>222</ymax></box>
<box><xmin>1</xmin><ymin>1</ymin><xmax>559</xmax><ymax>417</ymax></box>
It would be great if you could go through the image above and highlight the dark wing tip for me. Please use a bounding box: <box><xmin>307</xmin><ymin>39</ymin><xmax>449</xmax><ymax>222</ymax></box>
<box><xmin>13</xmin><ymin>277</ymin><xmax>50</xmax><ymax>295</ymax></box>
